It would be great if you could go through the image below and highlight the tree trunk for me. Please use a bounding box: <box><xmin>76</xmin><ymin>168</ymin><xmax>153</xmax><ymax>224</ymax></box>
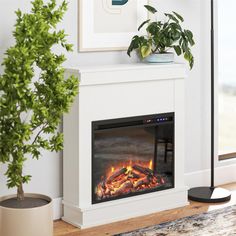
<box><xmin>17</xmin><ymin>183</ymin><xmax>25</xmax><ymax>201</ymax></box>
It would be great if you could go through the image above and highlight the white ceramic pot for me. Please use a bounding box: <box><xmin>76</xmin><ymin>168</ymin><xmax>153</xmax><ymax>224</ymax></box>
<box><xmin>144</xmin><ymin>52</ymin><xmax>174</xmax><ymax>64</ymax></box>
<box><xmin>0</xmin><ymin>194</ymin><xmax>53</xmax><ymax>236</ymax></box>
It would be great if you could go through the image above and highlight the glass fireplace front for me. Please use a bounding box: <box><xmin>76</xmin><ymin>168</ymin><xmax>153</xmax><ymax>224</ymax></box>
<box><xmin>92</xmin><ymin>113</ymin><xmax>174</xmax><ymax>204</ymax></box>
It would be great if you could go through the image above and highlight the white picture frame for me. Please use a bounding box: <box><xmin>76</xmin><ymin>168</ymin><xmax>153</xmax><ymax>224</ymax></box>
<box><xmin>78</xmin><ymin>0</ymin><xmax>148</xmax><ymax>52</ymax></box>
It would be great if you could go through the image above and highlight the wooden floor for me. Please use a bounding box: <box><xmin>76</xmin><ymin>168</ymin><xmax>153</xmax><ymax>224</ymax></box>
<box><xmin>54</xmin><ymin>183</ymin><xmax>236</xmax><ymax>236</ymax></box>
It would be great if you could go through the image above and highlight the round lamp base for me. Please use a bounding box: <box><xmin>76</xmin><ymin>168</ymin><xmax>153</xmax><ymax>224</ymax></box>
<box><xmin>188</xmin><ymin>187</ymin><xmax>231</xmax><ymax>203</ymax></box>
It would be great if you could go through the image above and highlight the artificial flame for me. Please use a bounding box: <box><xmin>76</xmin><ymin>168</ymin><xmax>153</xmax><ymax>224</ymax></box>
<box><xmin>149</xmin><ymin>160</ymin><xmax>153</xmax><ymax>170</ymax></box>
<box><xmin>127</xmin><ymin>165</ymin><xmax>132</xmax><ymax>172</ymax></box>
<box><xmin>95</xmin><ymin>159</ymin><xmax>166</xmax><ymax>201</ymax></box>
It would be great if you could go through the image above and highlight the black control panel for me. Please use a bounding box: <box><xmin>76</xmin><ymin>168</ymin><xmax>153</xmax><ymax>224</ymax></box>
<box><xmin>143</xmin><ymin>116</ymin><xmax>173</xmax><ymax>124</ymax></box>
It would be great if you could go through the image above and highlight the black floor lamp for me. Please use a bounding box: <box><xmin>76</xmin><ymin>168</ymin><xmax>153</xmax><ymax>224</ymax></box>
<box><xmin>188</xmin><ymin>0</ymin><xmax>231</xmax><ymax>203</ymax></box>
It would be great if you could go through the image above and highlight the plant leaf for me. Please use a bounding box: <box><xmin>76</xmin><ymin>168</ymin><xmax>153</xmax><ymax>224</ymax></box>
<box><xmin>140</xmin><ymin>45</ymin><xmax>152</xmax><ymax>58</ymax></box>
<box><xmin>173</xmin><ymin>11</ymin><xmax>184</xmax><ymax>22</ymax></box>
<box><xmin>146</xmin><ymin>22</ymin><xmax>161</xmax><ymax>35</ymax></box>
<box><xmin>144</xmin><ymin>5</ymin><xmax>157</xmax><ymax>14</ymax></box>
<box><xmin>173</xmin><ymin>45</ymin><xmax>181</xmax><ymax>56</ymax></box>
<box><xmin>165</xmin><ymin>13</ymin><xmax>179</xmax><ymax>23</ymax></box>
<box><xmin>184</xmin><ymin>30</ymin><xmax>195</xmax><ymax>46</ymax></box>
<box><xmin>127</xmin><ymin>35</ymin><xmax>141</xmax><ymax>56</ymax></box>
<box><xmin>184</xmin><ymin>50</ymin><xmax>194</xmax><ymax>69</ymax></box>
<box><xmin>138</xmin><ymin>19</ymin><xmax>150</xmax><ymax>31</ymax></box>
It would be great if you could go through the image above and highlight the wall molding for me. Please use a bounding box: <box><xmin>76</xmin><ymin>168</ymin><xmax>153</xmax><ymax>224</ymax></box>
<box><xmin>53</xmin><ymin>197</ymin><xmax>63</xmax><ymax>220</ymax></box>
<box><xmin>185</xmin><ymin>163</ymin><xmax>236</xmax><ymax>188</ymax></box>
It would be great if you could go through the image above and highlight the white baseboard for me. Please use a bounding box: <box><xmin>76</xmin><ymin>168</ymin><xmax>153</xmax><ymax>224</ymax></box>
<box><xmin>53</xmin><ymin>197</ymin><xmax>63</xmax><ymax>220</ymax></box>
<box><xmin>185</xmin><ymin>163</ymin><xmax>236</xmax><ymax>188</ymax></box>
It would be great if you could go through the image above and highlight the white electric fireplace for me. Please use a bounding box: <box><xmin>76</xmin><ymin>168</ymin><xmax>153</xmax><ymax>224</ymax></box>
<box><xmin>62</xmin><ymin>63</ymin><xmax>188</xmax><ymax>228</ymax></box>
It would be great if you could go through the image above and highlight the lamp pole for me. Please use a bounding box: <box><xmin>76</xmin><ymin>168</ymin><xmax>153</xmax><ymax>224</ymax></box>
<box><xmin>188</xmin><ymin>0</ymin><xmax>231</xmax><ymax>203</ymax></box>
<box><xmin>211</xmin><ymin>0</ymin><xmax>215</xmax><ymax>190</ymax></box>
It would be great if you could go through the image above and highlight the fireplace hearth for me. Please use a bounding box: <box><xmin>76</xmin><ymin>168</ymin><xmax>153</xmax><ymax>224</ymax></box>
<box><xmin>92</xmin><ymin>113</ymin><xmax>174</xmax><ymax>204</ymax></box>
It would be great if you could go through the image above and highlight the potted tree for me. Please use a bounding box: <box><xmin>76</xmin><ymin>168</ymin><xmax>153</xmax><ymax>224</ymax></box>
<box><xmin>0</xmin><ymin>0</ymin><xmax>78</xmax><ymax>236</ymax></box>
<box><xmin>127</xmin><ymin>5</ymin><xmax>195</xmax><ymax>69</ymax></box>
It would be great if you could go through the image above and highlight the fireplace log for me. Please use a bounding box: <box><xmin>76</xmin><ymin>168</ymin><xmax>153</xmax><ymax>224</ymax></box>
<box><xmin>134</xmin><ymin>176</ymin><xmax>150</xmax><ymax>189</ymax></box>
<box><xmin>128</xmin><ymin>171</ymin><xmax>141</xmax><ymax>179</ymax></box>
<box><xmin>150</xmin><ymin>175</ymin><xmax>158</xmax><ymax>184</ymax></box>
<box><xmin>107</xmin><ymin>167</ymin><xmax>127</xmax><ymax>184</ymax></box>
<box><xmin>133</xmin><ymin>165</ymin><xmax>154</xmax><ymax>176</ymax></box>
<box><xmin>153</xmin><ymin>173</ymin><xmax>167</xmax><ymax>184</ymax></box>
<box><xmin>112</xmin><ymin>181</ymin><xmax>133</xmax><ymax>196</ymax></box>
<box><xmin>112</xmin><ymin>177</ymin><xmax>128</xmax><ymax>188</ymax></box>
<box><xmin>96</xmin><ymin>164</ymin><xmax>168</xmax><ymax>200</ymax></box>
<box><xmin>96</xmin><ymin>185</ymin><xmax>105</xmax><ymax>198</ymax></box>
<box><xmin>101</xmin><ymin>180</ymin><xmax>107</xmax><ymax>189</ymax></box>
<box><xmin>105</xmin><ymin>188</ymin><xmax>111</xmax><ymax>196</ymax></box>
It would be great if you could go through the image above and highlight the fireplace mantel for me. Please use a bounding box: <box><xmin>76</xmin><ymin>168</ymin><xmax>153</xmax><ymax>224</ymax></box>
<box><xmin>63</xmin><ymin>63</ymin><xmax>188</xmax><ymax>228</ymax></box>
<box><xmin>67</xmin><ymin>63</ymin><xmax>186</xmax><ymax>86</ymax></box>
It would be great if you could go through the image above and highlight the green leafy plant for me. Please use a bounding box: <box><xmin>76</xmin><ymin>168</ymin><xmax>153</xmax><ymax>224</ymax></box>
<box><xmin>0</xmin><ymin>0</ymin><xmax>78</xmax><ymax>200</ymax></box>
<box><xmin>127</xmin><ymin>5</ymin><xmax>195</xmax><ymax>69</ymax></box>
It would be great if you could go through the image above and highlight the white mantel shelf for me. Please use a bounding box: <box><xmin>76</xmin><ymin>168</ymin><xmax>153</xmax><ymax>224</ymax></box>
<box><xmin>63</xmin><ymin>63</ymin><xmax>188</xmax><ymax>229</ymax></box>
<box><xmin>66</xmin><ymin>63</ymin><xmax>187</xmax><ymax>86</ymax></box>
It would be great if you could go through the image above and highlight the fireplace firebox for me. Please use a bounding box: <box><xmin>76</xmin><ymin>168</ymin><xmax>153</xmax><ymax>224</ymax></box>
<box><xmin>92</xmin><ymin>113</ymin><xmax>175</xmax><ymax>204</ymax></box>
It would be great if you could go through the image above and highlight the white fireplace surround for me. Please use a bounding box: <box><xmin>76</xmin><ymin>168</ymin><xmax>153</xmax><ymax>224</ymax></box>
<box><xmin>63</xmin><ymin>63</ymin><xmax>188</xmax><ymax>228</ymax></box>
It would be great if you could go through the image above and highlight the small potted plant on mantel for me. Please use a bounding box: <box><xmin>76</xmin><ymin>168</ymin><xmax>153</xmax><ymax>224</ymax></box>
<box><xmin>0</xmin><ymin>0</ymin><xmax>78</xmax><ymax>236</ymax></box>
<box><xmin>127</xmin><ymin>5</ymin><xmax>195</xmax><ymax>69</ymax></box>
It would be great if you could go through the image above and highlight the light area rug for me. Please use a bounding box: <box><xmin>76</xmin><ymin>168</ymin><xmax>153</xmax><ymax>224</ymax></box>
<box><xmin>115</xmin><ymin>205</ymin><xmax>236</xmax><ymax>236</ymax></box>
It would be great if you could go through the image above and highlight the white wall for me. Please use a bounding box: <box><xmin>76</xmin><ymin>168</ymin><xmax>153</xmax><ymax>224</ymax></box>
<box><xmin>0</xmin><ymin>0</ymin><xmax>235</xmax><ymax>207</ymax></box>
